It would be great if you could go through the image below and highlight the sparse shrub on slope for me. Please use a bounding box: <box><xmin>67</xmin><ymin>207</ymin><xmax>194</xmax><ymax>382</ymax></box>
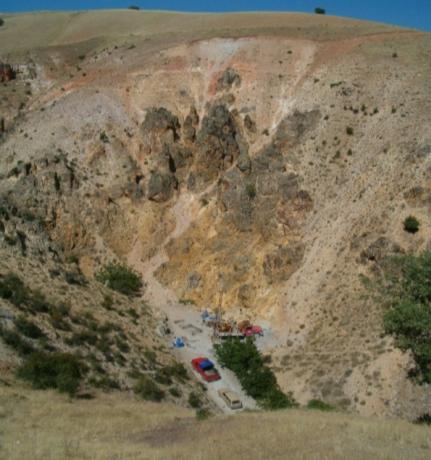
<box><xmin>134</xmin><ymin>376</ymin><xmax>165</xmax><ymax>402</ymax></box>
<box><xmin>0</xmin><ymin>18</ymin><xmax>4</xmax><ymax>27</ymax></box>
<box><xmin>17</xmin><ymin>352</ymin><xmax>83</xmax><ymax>395</ymax></box>
<box><xmin>14</xmin><ymin>316</ymin><xmax>45</xmax><ymax>339</ymax></box>
<box><xmin>314</xmin><ymin>7</ymin><xmax>326</xmax><ymax>15</ymax></box>
<box><xmin>96</xmin><ymin>262</ymin><xmax>143</xmax><ymax>296</ymax></box>
<box><xmin>0</xmin><ymin>273</ymin><xmax>28</xmax><ymax>307</ymax></box>
<box><xmin>307</xmin><ymin>399</ymin><xmax>335</xmax><ymax>411</ymax></box>
<box><xmin>373</xmin><ymin>252</ymin><xmax>431</xmax><ymax>383</ymax></box>
<box><xmin>404</xmin><ymin>215</ymin><xmax>420</xmax><ymax>234</ymax></box>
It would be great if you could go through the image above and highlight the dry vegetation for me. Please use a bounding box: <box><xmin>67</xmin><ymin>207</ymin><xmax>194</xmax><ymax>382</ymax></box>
<box><xmin>1</xmin><ymin>384</ymin><xmax>431</xmax><ymax>460</ymax></box>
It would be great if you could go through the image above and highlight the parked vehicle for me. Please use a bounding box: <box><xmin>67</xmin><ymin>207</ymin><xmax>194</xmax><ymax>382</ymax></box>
<box><xmin>191</xmin><ymin>357</ymin><xmax>221</xmax><ymax>382</ymax></box>
<box><xmin>218</xmin><ymin>388</ymin><xmax>243</xmax><ymax>409</ymax></box>
<box><xmin>238</xmin><ymin>320</ymin><xmax>264</xmax><ymax>337</ymax></box>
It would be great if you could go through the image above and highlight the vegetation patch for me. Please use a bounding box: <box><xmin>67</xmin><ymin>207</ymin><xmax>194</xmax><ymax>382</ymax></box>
<box><xmin>307</xmin><ymin>399</ymin><xmax>335</xmax><ymax>411</ymax></box>
<box><xmin>14</xmin><ymin>316</ymin><xmax>45</xmax><ymax>339</ymax></box>
<box><xmin>134</xmin><ymin>376</ymin><xmax>165</xmax><ymax>402</ymax></box>
<box><xmin>96</xmin><ymin>262</ymin><xmax>143</xmax><ymax>296</ymax></box>
<box><xmin>17</xmin><ymin>352</ymin><xmax>83</xmax><ymax>395</ymax></box>
<box><xmin>215</xmin><ymin>338</ymin><xmax>296</xmax><ymax>409</ymax></box>
<box><xmin>403</xmin><ymin>215</ymin><xmax>420</xmax><ymax>234</ymax></box>
<box><xmin>371</xmin><ymin>252</ymin><xmax>431</xmax><ymax>383</ymax></box>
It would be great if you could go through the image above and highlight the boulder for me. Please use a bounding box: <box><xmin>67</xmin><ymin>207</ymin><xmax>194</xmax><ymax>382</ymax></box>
<box><xmin>216</xmin><ymin>68</ymin><xmax>241</xmax><ymax>92</ymax></box>
<box><xmin>147</xmin><ymin>171</ymin><xmax>177</xmax><ymax>202</ymax></box>
<box><xmin>263</xmin><ymin>244</ymin><xmax>305</xmax><ymax>283</ymax></box>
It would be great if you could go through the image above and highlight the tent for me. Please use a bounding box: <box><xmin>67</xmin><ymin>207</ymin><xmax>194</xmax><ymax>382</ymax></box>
<box><xmin>173</xmin><ymin>337</ymin><xmax>185</xmax><ymax>348</ymax></box>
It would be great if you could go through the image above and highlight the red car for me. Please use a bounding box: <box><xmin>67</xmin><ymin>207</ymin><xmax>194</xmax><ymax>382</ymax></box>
<box><xmin>191</xmin><ymin>357</ymin><xmax>221</xmax><ymax>382</ymax></box>
<box><xmin>243</xmin><ymin>325</ymin><xmax>264</xmax><ymax>337</ymax></box>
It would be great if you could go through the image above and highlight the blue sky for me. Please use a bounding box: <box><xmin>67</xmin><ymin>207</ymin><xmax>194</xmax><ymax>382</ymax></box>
<box><xmin>0</xmin><ymin>1</ymin><xmax>430</xmax><ymax>31</ymax></box>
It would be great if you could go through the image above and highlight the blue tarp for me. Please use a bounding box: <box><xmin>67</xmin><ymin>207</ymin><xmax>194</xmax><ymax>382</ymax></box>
<box><xmin>199</xmin><ymin>359</ymin><xmax>214</xmax><ymax>370</ymax></box>
<box><xmin>173</xmin><ymin>337</ymin><xmax>185</xmax><ymax>348</ymax></box>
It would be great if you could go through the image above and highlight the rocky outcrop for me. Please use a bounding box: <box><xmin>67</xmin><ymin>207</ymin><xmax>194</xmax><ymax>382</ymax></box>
<box><xmin>263</xmin><ymin>244</ymin><xmax>305</xmax><ymax>283</ymax></box>
<box><xmin>147</xmin><ymin>171</ymin><xmax>178</xmax><ymax>202</ymax></box>
<box><xmin>0</xmin><ymin>64</ymin><xmax>16</xmax><ymax>82</ymax></box>
<box><xmin>216</xmin><ymin>68</ymin><xmax>241</xmax><ymax>92</ymax></box>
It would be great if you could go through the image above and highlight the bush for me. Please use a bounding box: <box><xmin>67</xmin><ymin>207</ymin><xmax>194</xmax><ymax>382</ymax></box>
<box><xmin>96</xmin><ymin>262</ymin><xmax>142</xmax><ymax>296</ymax></box>
<box><xmin>245</xmin><ymin>183</ymin><xmax>256</xmax><ymax>200</ymax></box>
<box><xmin>102</xmin><ymin>294</ymin><xmax>114</xmax><ymax>310</ymax></box>
<box><xmin>196</xmin><ymin>408</ymin><xmax>211</xmax><ymax>420</ymax></box>
<box><xmin>374</xmin><ymin>252</ymin><xmax>431</xmax><ymax>383</ymax></box>
<box><xmin>169</xmin><ymin>387</ymin><xmax>181</xmax><ymax>397</ymax></box>
<box><xmin>404</xmin><ymin>216</ymin><xmax>420</xmax><ymax>234</ymax></box>
<box><xmin>188</xmin><ymin>391</ymin><xmax>202</xmax><ymax>408</ymax></box>
<box><xmin>0</xmin><ymin>273</ymin><xmax>28</xmax><ymax>307</ymax></box>
<box><xmin>346</xmin><ymin>126</ymin><xmax>354</xmax><ymax>136</ymax></box>
<box><xmin>134</xmin><ymin>376</ymin><xmax>165</xmax><ymax>401</ymax></box>
<box><xmin>307</xmin><ymin>399</ymin><xmax>335</xmax><ymax>411</ymax></box>
<box><xmin>215</xmin><ymin>338</ymin><xmax>296</xmax><ymax>409</ymax></box>
<box><xmin>314</xmin><ymin>7</ymin><xmax>326</xmax><ymax>14</ymax></box>
<box><xmin>15</xmin><ymin>316</ymin><xmax>45</xmax><ymax>339</ymax></box>
<box><xmin>0</xmin><ymin>326</ymin><xmax>34</xmax><ymax>355</ymax></box>
<box><xmin>0</xmin><ymin>18</ymin><xmax>4</xmax><ymax>27</ymax></box>
<box><xmin>28</xmin><ymin>290</ymin><xmax>51</xmax><ymax>313</ymax></box>
<box><xmin>415</xmin><ymin>413</ymin><xmax>431</xmax><ymax>425</ymax></box>
<box><xmin>17</xmin><ymin>352</ymin><xmax>83</xmax><ymax>395</ymax></box>
<box><xmin>128</xmin><ymin>5</ymin><xmax>140</xmax><ymax>9</ymax></box>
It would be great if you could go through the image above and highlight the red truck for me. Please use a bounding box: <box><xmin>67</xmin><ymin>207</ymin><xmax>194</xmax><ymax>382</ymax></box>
<box><xmin>191</xmin><ymin>357</ymin><xmax>221</xmax><ymax>382</ymax></box>
<box><xmin>238</xmin><ymin>320</ymin><xmax>264</xmax><ymax>337</ymax></box>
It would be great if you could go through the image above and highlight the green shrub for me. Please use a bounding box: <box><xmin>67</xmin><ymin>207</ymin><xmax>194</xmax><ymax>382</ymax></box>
<box><xmin>373</xmin><ymin>252</ymin><xmax>431</xmax><ymax>383</ymax></box>
<box><xmin>415</xmin><ymin>414</ymin><xmax>431</xmax><ymax>425</ymax></box>
<box><xmin>0</xmin><ymin>18</ymin><xmax>4</xmax><ymax>27</ymax></box>
<box><xmin>134</xmin><ymin>376</ymin><xmax>165</xmax><ymax>401</ymax></box>
<box><xmin>96</xmin><ymin>262</ymin><xmax>142</xmax><ymax>296</ymax></box>
<box><xmin>314</xmin><ymin>7</ymin><xmax>326</xmax><ymax>14</ymax></box>
<box><xmin>346</xmin><ymin>127</ymin><xmax>354</xmax><ymax>136</ymax></box>
<box><xmin>66</xmin><ymin>330</ymin><xmax>98</xmax><ymax>347</ymax></box>
<box><xmin>28</xmin><ymin>290</ymin><xmax>51</xmax><ymax>313</ymax></box>
<box><xmin>15</xmin><ymin>316</ymin><xmax>45</xmax><ymax>339</ymax></box>
<box><xmin>99</xmin><ymin>131</ymin><xmax>109</xmax><ymax>143</ymax></box>
<box><xmin>128</xmin><ymin>5</ymin><xmax>140</xmax><ymax>9</ymax></box>
<box><xmin>404</xmin><ymin>216</ymin><xmax>420</xmax><ymax>234</ymax></box>
<box><xmin>188</xmin><ymin>391</ymin><xmax>202</xmax><ymax>408</ymax></box>
<box><xmin>88</xmin><ymin>375</ymin><xmax>120</xmax><ymax>390</ymax></box>
<box><xmin>307</xmin><ymin>399</ymin><xmax>335</xmax><ymax>411</ymax></box>
<box><xmin>17</xmin><ymin>352</ymin><xmax>83</xmax><ymax>395</ymax></box>
<box><xmin>169</xmin><ymin>387</ymin><xmax>181</xmax><ymax>397</ymax></box>
<box><xmin>0</xmin><ymin>326</ymin><xmax>34</xmax><ymax>355</ymax></box>
<box><xmin>196</xmin><ymin>408</ymin><xmax>211</xmax><ymax>420</ymax></box>
<box><xmin>215</xmin><ymin>338</ymin><xmax>296</xmax><ymax>409</ymax></box>
<box><xmin>102</xmin><ymin>294</ymin><xmax>114</xmax><ymax>310</ymax></box>
<box><xmin>0</xmin><ymin>273</ymin><xmax>28</xmax><ymax>307</ymax></box>
<box><xmin>245</xmin><ymin>183</ymin><xmax>256</xmax><ymax>200</ymax></box>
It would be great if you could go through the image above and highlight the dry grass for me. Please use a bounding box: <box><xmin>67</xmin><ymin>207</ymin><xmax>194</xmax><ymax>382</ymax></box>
<box><xmin>1</xmin><ymin>383</ymin><xmax>430</xmax><ymax>460</ymax></box>
<box><xmin>0</xmin><ymin>10</ymin><xmax>406</xmax><ymax>54</ymax></box>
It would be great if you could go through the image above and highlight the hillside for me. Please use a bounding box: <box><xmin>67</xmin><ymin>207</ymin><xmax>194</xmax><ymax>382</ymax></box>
<box><xmin>1</xmin><ymin>384</ymin><xmax>431</xmax><ymax>460</ymax></box>
<box><xmin>0</xmin><ymin>9</ymin><xmax>431</xmax><ymax>452</ymax></box>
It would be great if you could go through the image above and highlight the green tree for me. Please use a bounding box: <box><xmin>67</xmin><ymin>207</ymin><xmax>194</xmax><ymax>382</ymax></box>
<box><xmin>96</xmin><ymin>262</ymin><xmax>143</xmax><ymax>296</ymax></box>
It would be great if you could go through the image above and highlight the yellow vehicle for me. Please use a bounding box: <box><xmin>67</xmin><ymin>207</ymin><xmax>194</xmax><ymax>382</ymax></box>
<box><xmin>218</xmin><ymin>388</ymin><xmax>243</xmax><ymax>410</ymax></box>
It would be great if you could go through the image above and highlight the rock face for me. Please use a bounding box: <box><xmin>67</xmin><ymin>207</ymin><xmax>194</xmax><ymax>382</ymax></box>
<box><xmin>216</xmin><ymin>68</ymin><xmax>241</xmax><ymax>92</ymax></box>
<box><xmin>0</xmin><ymin>63</ymin><xmax>16</xmax><ymax>82</ymax></box>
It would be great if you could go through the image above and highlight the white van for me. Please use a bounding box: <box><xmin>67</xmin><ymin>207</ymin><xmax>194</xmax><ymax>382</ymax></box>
<box><xmin>218</xmin><ymin>388</ymin><xmax>243</xmax><ymax>410</ymax></box>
